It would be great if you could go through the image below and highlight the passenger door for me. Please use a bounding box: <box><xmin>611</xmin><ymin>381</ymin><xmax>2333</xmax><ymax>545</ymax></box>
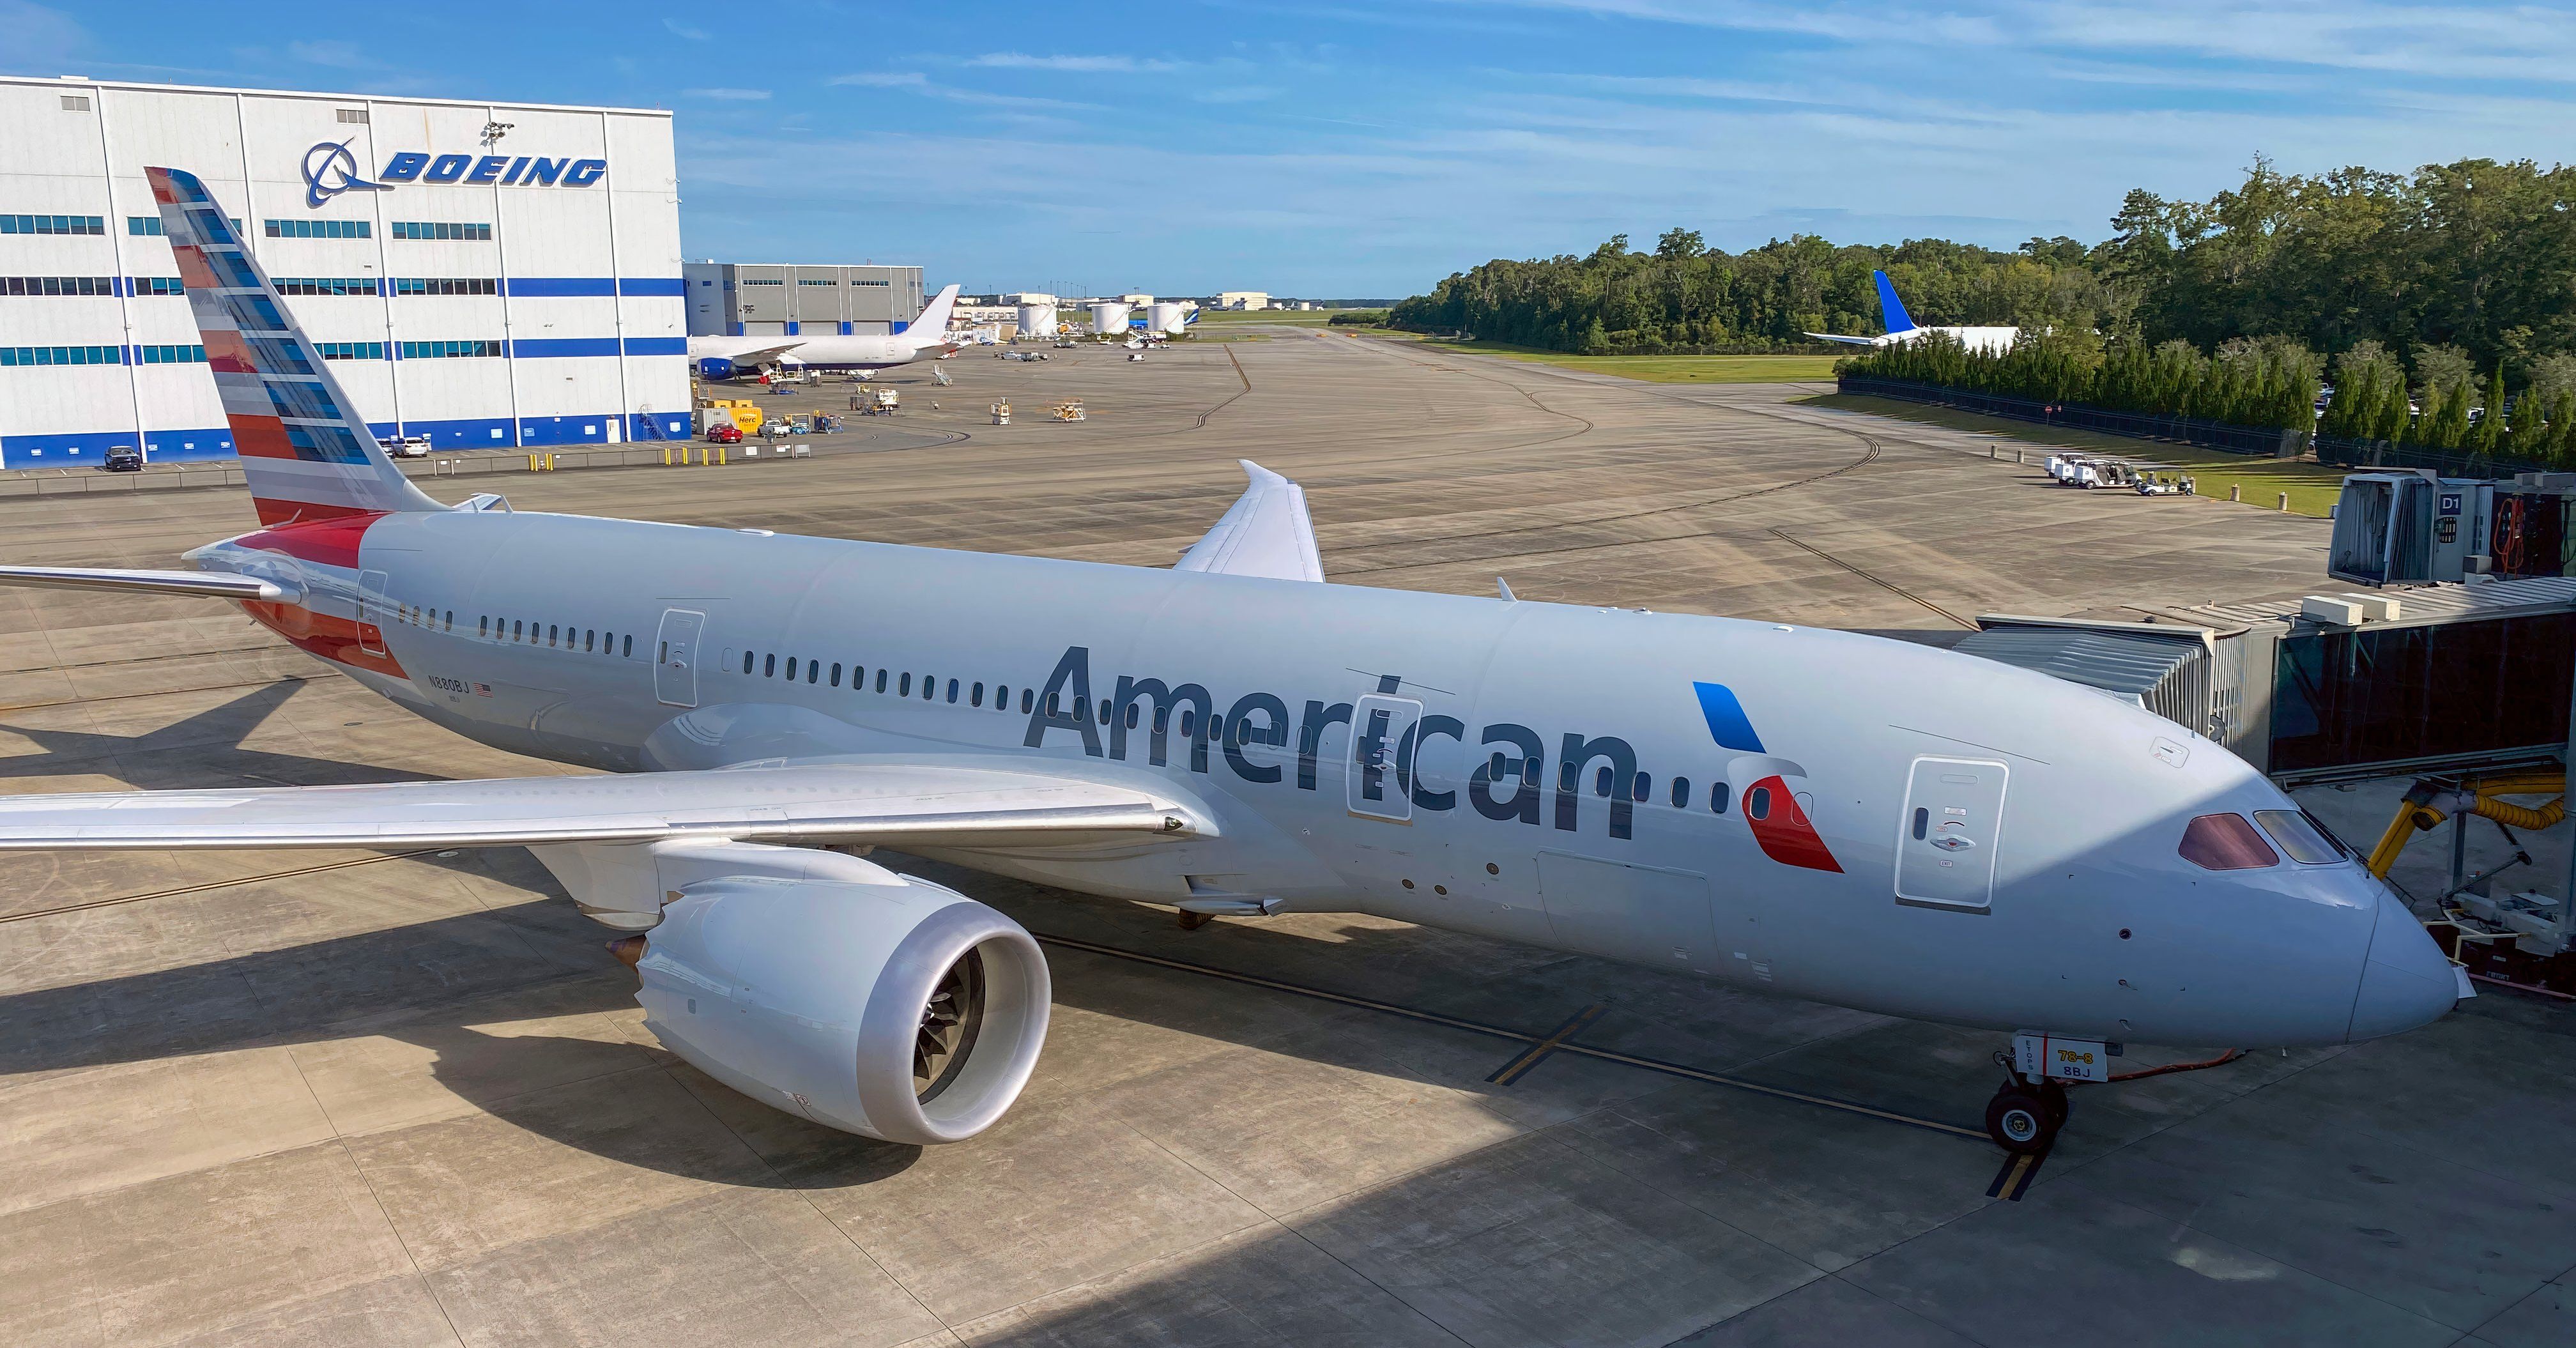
<box><xmin>356</xmin><ymin>570</ymin><xmax>390</xmax><ymax>655</ymax></box>
<box><xmin>1347</xmin><ymin>689</ymin><xmax>1422</xmax><ymax>823</ymax></box>
<box><xmin>654</xmin><ymin>609</ymin><xmax>705</xmax><ymax>708</ymax></box>
<box><xmin>1894</xmin><ymin>756</ymin><xmax>2008</xmax><ymax>911</ymax></box>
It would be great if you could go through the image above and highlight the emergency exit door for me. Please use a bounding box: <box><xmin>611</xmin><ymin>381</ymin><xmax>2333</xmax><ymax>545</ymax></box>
<box><xmin>356</xmin><ymin>570</ymin><xmax>390</xmax><ymax>655</ymax></box>
<box><xmin>1895</xmin><ymin>757</ymin><xmax>2007</xmax><ymax>910</ymax></box>
<box><xmin>654</xmin><ymin>609</ymin><xmax>704</xmax><ymax>707</ymax></box>
<box><xmin>1348</xmin><ymin>690</ymin><xmax>1422</xmax><ymax>822</ymax></box>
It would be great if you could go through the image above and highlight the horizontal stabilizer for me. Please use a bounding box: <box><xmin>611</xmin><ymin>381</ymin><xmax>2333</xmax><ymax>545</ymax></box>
<box><xmin>0</xmin><ymin>564</ymin><xmax>294</xmax><ymax>602</ymax></box>
<box><xmin>0</xmin><ymin>762</ymin><xmax>1207</xmax><ymax>851</ymax></box>
<box><xmin>1174</xmin><ymin>460</ymin><xmax>1324</xmax><ymax>583</ymax></box>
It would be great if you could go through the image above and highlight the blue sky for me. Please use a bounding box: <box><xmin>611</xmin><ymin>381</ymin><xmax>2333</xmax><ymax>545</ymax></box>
<box><xmin>10</xmin><ymin>0</ymin><xmax>2573</xmax><ymax>297</ymax></box>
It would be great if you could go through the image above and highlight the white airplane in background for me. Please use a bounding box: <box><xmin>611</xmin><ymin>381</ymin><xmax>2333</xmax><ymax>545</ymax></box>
<box><xmin>1807</xmin><ymin>270</ymin><xmax>2020</xmax><ymax>356</ymax></box>
<box><xmin>688</xmin><ymin>283</ymin><xmax>963</xmax><ymax>380</ymax></box>
<box><xmin>0</xmin><ymin>167</ymin><xmax>2461</xmax><ymax>1158</ymax></box>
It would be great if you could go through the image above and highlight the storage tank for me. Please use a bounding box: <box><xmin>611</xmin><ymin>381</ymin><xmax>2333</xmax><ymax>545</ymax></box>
<box><xmin>1088</xmin><ymin>302</ymin><xmax>1131</xmax><ymax>336</ymax></box>
<box><xmin>1146</xmin><ymin>302</ymin><xmax>1190</xmax><ymax>336</ymax></box>
<box><xmin>1015</xmin><ymin>303</ymin><xmax>1057</xmax><ymax>339</ymax></box>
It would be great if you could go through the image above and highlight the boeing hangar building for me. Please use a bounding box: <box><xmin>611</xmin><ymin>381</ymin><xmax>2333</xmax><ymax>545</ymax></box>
<box><xmin>0</xmin><ymin>76</ymin><xmax>689</xmax><ymax>467</ymax></box>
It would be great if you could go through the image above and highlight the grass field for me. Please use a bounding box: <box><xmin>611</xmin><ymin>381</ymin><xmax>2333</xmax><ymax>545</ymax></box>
<box><xmin>1388</xmin><ymin>335</ymin><xmax>1841</xmax><ymax>384</ymax></box>
<box><xmin>1192</xmin><ymin>309</ymin><xmax>1340</xmax><ymax>326</ymax></box>
<box><xmin>1805</xmin><ymin>393</ymin><xmax>2349</xmax><ymax>517</ymax></box>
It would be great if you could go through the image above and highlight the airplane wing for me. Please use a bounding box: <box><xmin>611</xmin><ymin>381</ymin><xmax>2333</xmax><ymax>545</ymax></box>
<box><xmin>721</xmin><ymin>343</ymin><xmax>804</xmax><ymax>367</ymax></box>
<box><xmin>1174</xmin><ymin>460</ymin><xmax>1324</xmax><ymax>583</ymax></box>
<box><xmin>1800</xmin><ymin>332</ymin><xmax>1882</xmax><ymax>347</ymax></box>
<box><xmin>0</xmin><ymin>565</ymin><xmax>294</xmax><ymax>602</ymax></box>
<box><xmin>0</xmin><ymin>762</ymin><xmax>1205</xmax><ymax>851</ymax></box>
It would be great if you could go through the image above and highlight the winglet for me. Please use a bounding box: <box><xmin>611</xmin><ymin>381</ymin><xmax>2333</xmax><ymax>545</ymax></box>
<box><xmin>906</xmin><ymin>284</ymin><xmax>962</xmax><ymax>348</ymax></box>
<box><xmin>1174</xmin><ymin>461</ymin><xmax>1324</xmax><ymax>583</ymax></box>
<box><xmin>1498</xmin><ymin>577</ymin><xmax>1516</xmax><ymax>601</ymax></box>
<box><xmin>1873</xmin><ymin>270</ymin><xmax>1917</xmax><ymax>335</ymax></box>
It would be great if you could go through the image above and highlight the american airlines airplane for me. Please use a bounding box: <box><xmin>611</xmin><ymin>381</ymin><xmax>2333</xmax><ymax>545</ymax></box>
<box><xmin>0</xmin><ymin>169</ymin><xmax>2462</xmax><ymax>1158</ymax></box>
<box><xmin>1807</xmin><ymin>270</ymin><xmax>2021</xmax><ymax>356</ymax></box>
<box><xmin>687</xmin><ymin>283</ymin><xmax>962</xmax><ymax>380</ymax></box>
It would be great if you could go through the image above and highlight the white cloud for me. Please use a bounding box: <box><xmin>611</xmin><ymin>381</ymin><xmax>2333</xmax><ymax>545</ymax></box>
<box><xmin>1193</xmin><ymin>86</ymin><xmax>1282</xmax><ymax>103</ymax></box>
<box><xmin>286</xmin><ymin>39</ymin><xmax>376</xmax><ymax>70</ymax></box>
<box><xmin>968</xmin><ymin>51</ymin><xmax>1184</xmax><ymax>73</ymax></box>
<box><xmin>0</xmin><ymin>0</ymin><xmax>86</xmax><ymax>61</ymax></box>
<box><xmin>684</xmin><ymin>88</ymin><xmax>772</xmax><ymax>101</ymax></box>
<box><xmin>827</xmin><ymin>71</ymin><xmax>1101</xmax><ymax>109</ymax></box>
<box><xmin>663</xmin><ymin>17</ymin><xmax>710</xmax><ymax>41</ymax></box>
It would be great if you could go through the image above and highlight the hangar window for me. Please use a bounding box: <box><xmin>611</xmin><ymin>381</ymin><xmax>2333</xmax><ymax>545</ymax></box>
<box><xmin>399</xmin><ymin>340</ymin><xmax>503</xmax><ymax>360</ymax></box>
<box><xmin>315</xmin><ymin>342</ymin><xmax>384</xmax><ymax>361</ymax></box>
<box><xmin>391</xmin><ymin>221</ymin><xmax>493</xmax><ymax>241</ymax></box>
<box><xmin>264</xmin><ymin>218</ymin><xmax>371</xmax><ymax>240</ymax></box>
<box><xmin>1671</xmin><ymin>776</ymin><xmax>1690</xmax><ymax>809</ymax></box>
<box><xmin>394</xmin><ymin>277</ymin><xmax>499</xmax><ymax>296</ymax></box>
<box><xmin>3</xmin><ymin>215</ymin><xmax>103</xmax><ymax>236</ymax></box>
<box><xmin>335</xmin><ymin>108</ymin><xmax>369</xmax><ymax>124</ymax></box>
<box><xmin>2180</xmin><ymin>813</ymin><xmax>2279</xmax><ymax>871</ymax></box>
<box><xmin>275</xmin><ymin>277</ymin><xmax>375</xmax><ymax>296</ymax></box>
<box><xmin>61</xmin><ymin>95</ymin><xmax>89</xmax><ymax>112</ymax></box>
<box><xmin>134</xmin><ymin>278</ymin><xmax>184</xmax><ymax>296</ymax></box>
<box><xmin>137</xmin><ymin>345</ymin><xmax>208</xmax><ymax>364</ymax></box>
<box><xmin>0</xmin><ymin>346</ymin><xmax>119</xmax><ymax>365</ymax></box>
<box><xmin>1</xmin><ymin>276</ymin><xmax>113</xmax><ymax>296</ymax></box>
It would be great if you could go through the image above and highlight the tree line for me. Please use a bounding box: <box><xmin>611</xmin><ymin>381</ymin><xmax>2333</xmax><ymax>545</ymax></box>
<box><xmin>1389</xmin><ymin>156</ymin><xmax>2576</xmax><ymax>457</ymax></box>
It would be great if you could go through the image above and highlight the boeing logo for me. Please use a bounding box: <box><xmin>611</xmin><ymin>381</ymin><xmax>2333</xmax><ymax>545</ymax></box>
<box><xmin>301</xmin><ymin>140</ymin><xmax>388</xmax><ymax>209</ymax></box>
<box><xmin>299</xmin><ymin>142</ymin><xmax>608</xmax><ymax>208</ymax></box>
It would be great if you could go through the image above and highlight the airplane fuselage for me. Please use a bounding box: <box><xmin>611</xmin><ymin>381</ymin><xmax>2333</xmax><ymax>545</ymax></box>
<box><xmin>193</xmin><ymin>506</ymin><xmax>2421</xmax><ymax>1050</ymax></box>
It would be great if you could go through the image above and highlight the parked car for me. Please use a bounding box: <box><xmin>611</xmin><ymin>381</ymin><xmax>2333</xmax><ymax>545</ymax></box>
<box><xmin>99</xmin><ymin>445</ymin><xmax>144</xmax><ymax>472</ymax></box>
<box><xmin>386</xmin><ymin>435</ymin><xmax>433</xmax><ymax>458</ymax></box>
<box><xmin>706</xmin><ymin>424</ymin><xmax>744</xmax><ymax>445</ymax></box>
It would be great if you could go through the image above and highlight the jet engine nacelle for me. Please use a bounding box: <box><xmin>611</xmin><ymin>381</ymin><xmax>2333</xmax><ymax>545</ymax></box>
<box><xmin>696</xmin><ymin>356</ymin><xmax>740</xmax><ymax>381</ymax></box>
<box><xmin>635</xmin><ymin>864</ymin><xmax>1050</xmax><ymax>1145</ymax></box>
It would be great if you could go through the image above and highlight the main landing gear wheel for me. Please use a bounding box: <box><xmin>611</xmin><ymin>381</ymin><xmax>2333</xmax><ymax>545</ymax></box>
<box><xmin>1985</xmin><ymin>1078</ymin><xmax>2064</xmax><ymax>1154</ymax></box>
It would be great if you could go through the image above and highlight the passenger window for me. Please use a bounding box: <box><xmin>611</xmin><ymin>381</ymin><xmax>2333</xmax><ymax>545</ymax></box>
<box><xmin>1073</xmin><ymin>695</ymin><xmax>1087</xmax><ymax>719</ymax></box>
<box><xmin>971</xmin><ymin>682</ymin><xmax>983</xmax><ymax>707</ymax></box>
<box><xmin>1103</xmin><ymin>700</ymin><xmax>1115</xmax><ymax>726</ymax></box>
<box><xmin>1560</xmin><ymin>762</ymin><xmax>1579</xmax><ymax>791</ymax></box>
<box><xmin>742</xmin><ymin>650</ymin><xmax>755</xmax><ymax>675</ymax></box>
<box><xmin>2181</xmin><ymin>814</ymin><xmax>2280</xmax><ymax>870</ymax></box>
<box><xmin>1154</xmin><ymin>707</ymin><xmax>1169</xmax><ymax>734</ymax></box>
<box><xmin>1490</xmin><ymin>751</ymin><xmax>1508</xmax><ymax>779</ymax></box>
<box><xmin>995</xmin><ymin>684</ymin><xmax>1008</xmax><ymax>709</ymax></box>
<box><xmin>1912</xmin><ymin>807</ymin><xmax>1928</xmax><ymax>840</ymax></box>
<box><xmin>1045</xmin><ymin>691</ymin><xmax>1057</xmax><ymax>716</ymax></box>
<box><xmin>831</xmin><ymin>663</ymin><xmax>842</xmax><ymax>687</ymax></box>
<box><xmin>808</xmin><ymin>661</ymin><xmax>820</xmax><ymax>685</ymax></box>
<box><xmin>921</xmin><ymin>675</ymin><xmax>934</xmax><ymax>700</ymax></box>
<box><xmin>901</xmin><ymin>673</ymin><xmax>913</xmax><ymax>696</ymax></box>
<box><xmin>1595</xmin><ymin>765</ymin><xmax>1613</xmax><ymax>797</ymax></box>
<box><xmin>2255</xmin><ymin>809</ymin><xmax>2343</xmax><ymax>864</ymax></box>
<box><xmin>877</xmin><ymin>669</ymin><xmax>887</xmax><ymax>693</ymax></box>
<box><xmin>585</xmin><ymin>630</ymin><xmax>595</xmax><ymax>652</ymax></box>
<box><xmin>1671</xmin><ymin>776</ymin><xmax>1689</xmax><ymax>808</ymax></box>
<box><xmin>785</xmin><ymin>657</ymin><xmax>798</xmax><ymax>680</ymax></box>
<box><xmin>765</xmin><ymin>654</ymin><xmax>776</xmax><ymax>678</ymax></box>
<box><xmin>1632</xmin><ymin>772</ymin><xmax>1651</xmax><ymax>803</ymax></box>
<box><xmin>622</xmin><ymin>634</ymin><xmax>631</xmax><ymax>657</ymax></box>
<box><xmin>947</xmin><ymin>678</ymin><xmax>959</xmax><ymax>703</ymax></box>
<box><xmin>1020</xmin><ymin>688</ymin><xmax>1033</xmax><ymax>714</ymax></box>
<box><xmin>1746</xmin><ymin>785</ymin><xmax>1770</xmax><ymax>820</ymax></box>
<box><xmin>512</xmin><ymin>620</ymin><xmax>523</xmax><ymax>641</ymax></box>
<box><xmin>1711</xmin><ymin>781</ymin><xmax>1730</xmax><ymax>814</ymax></box>
<box><xmin>659</xmin><ymin>641</ymin><xmax>669</xmax><ymax>664</ymax></box>
<box><xmin>548</xmin><ymin>625</ymin><xmax>558</xmax><ymax>647</ymax></box>
<box><xmin>444</xmin><ymin>611</ymin><xmax>453</xmax><ymax>631</ymax></box>
<box><xmin>1179</xmin><ymin>709</ymin><xmax>1195</xmax><ymax>738</ymax></box>
<box><xmin>479</xmin><ymin>617</ymin><xmax>489</xmax><ymax>638</ymax></box>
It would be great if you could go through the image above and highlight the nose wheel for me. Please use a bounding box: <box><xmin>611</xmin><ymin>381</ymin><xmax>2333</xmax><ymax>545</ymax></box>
<box><xmin>1984</xmin><ymin>1066</ymin><xmax>2069</xmax><ymax>1154</ymax></box>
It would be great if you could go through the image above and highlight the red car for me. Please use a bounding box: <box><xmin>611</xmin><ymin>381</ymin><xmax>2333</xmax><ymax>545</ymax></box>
<box><xmin>705</xmin><ymin>424</ymin><xmax>744</xmax><ymax>444</ymax></box>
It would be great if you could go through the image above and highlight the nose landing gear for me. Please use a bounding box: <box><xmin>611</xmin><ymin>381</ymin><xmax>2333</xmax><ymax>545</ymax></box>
<box><xmin>1985</xmin><ymin>1052</ymin><xmax>2069</xmax><ymax>1154</ymax></box>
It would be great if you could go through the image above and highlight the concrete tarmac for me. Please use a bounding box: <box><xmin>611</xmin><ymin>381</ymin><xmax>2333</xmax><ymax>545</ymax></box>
<box><xmin>0</xmin><ymin>328</ymin><xmax>2568</xmax><ymax>1347</ymax></box>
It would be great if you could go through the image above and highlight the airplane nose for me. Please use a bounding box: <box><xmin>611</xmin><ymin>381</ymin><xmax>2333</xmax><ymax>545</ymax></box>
<box><xmin>2347</xmin><ymin>887</ymin><xmax>2461</xmax><ymax>1042</ymax></box>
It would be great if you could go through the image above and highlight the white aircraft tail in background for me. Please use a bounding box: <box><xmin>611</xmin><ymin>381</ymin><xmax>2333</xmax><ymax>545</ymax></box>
<box><xmin>689</xmin><ymin>283</ymin><xmax>965</xmax><ymax>380</ymax></box>
<box><xmin>1807</xmin><ymin>270</ymin><xmax>2020</xmax><ymax>356</ymax></box>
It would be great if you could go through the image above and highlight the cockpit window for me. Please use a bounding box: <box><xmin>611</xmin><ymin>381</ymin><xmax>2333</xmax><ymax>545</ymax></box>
<box><xmin>2179</xmin><ymin>813</ymin><xmax>2279</xmax><ymax>870</ymax></box>
<box><xmin>2254</xmin><ymin>809</ymin><xmax>2342</xmax><ymax>865</ymax></box>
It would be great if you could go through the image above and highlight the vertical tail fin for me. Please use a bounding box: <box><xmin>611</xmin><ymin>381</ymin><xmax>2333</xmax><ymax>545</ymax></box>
<box><xmin>905</xmin><ymin>284</ymin><xmax>962</xmax><ymax>349</ymax></box>
<box><xmin>147</xmin><ymin>166</ymin><xmax>442</xmax><ymax>526</ymax></box>
<box><xmin>1872</xmin><ymin>270</ymin><xmax>1917</xmax><ymax>336</ymax></box>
